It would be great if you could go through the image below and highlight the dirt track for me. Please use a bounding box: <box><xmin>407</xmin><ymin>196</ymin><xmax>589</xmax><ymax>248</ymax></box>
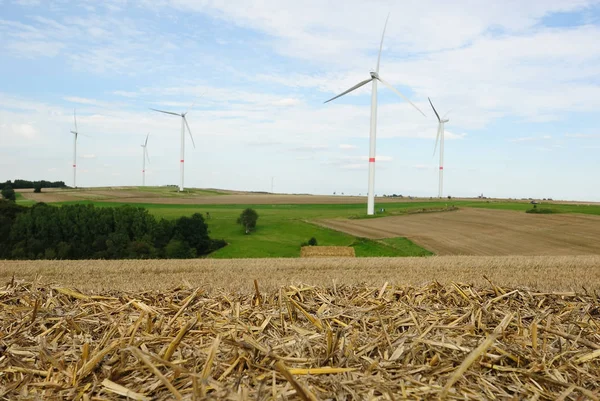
<box><xmin>317</xmin><ymin>208</ymin><xmax>600</xmax><ymax>256</ymax></box>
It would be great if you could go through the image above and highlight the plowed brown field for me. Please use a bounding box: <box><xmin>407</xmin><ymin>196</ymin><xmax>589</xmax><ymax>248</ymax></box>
<box><xmin>317</xmin><ymin>208</ymin><xmax>600</xmax><ymax>256</ymax></box>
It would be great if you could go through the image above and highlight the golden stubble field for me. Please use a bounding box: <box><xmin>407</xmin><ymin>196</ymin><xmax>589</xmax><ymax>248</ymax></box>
<box><xmin>1</xmin><ymin>257</ymin><xmax>600</xmax><ymax>399</ymax></box>
<box><xmin>1</xmin><ymin>255</ymin><xmax>599</xmax><ymax>293</ymax></box>
<box><xmin>317</xmin><ymin>208</ymin><xmax>600</xmax><ymax>256</ymax></box>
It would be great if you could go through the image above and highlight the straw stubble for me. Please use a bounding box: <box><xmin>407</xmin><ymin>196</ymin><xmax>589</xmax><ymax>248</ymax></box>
<box><xmin>1</xmin><ymin>279</ymin><xmax>599</xmax><ymax>399</ymax></box>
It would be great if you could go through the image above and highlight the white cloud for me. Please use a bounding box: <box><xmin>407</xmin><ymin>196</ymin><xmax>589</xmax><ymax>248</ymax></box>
<box><xmin>510</xmin><ymin>135</ymin><xmax>552</xmax><ymax>142</ymax></box>
<box><xmin>64</xmin><ymin>97</ymin><xmax>99</xmax><ymax>105</ymax></box>
<box><xmin>339</xmin><ymin>144</ymin><xmax>357</xmax><ymax>150</ymax></box>
<box><xmin>412</xmin><ymin>164</ymin><xmax>435</xmax><ymax>170</ymax></box>
<box><xmin>13</xmin><ymin>0</ymin><xmax>41</xmax><ymax>6</ymax></box>
<box><xmin>291</xmin><ymin>145</ymin><xmax>329</xmax><ymax>152</ymax></box>
<box><xmin>566</xmin><ymin>133</ymin><xmax>600</xmax><ymax>138</ymax></box>
<box><xmin>271</xmin><ymin>98</ymin><xmax>301</xmax><ymax>107</ymax></box>
<box><xmin>81</xmin><ymin>154</ymin><xmax>97</xmax><ymax>159</ymax></box>
<box><xmin>112</xmin><ymin>91</ymin><xmax>138</xmax><ymax>98</ymax></box>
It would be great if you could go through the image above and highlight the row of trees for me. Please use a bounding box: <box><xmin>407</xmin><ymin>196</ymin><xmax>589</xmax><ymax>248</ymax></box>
<box><xmin>0</xmin><ymin>201</ymin><xmax>226</xmax><ymax>260</ymax></box>
<box><xmin>1</xmin><ymin>180</ymin><xmax>67</xmax><ymax>190</ymax></box>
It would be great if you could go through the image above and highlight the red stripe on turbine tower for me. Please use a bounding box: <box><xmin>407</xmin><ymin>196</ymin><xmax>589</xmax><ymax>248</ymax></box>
<box><xmin>73</xmin><ymin>164</ymin><xmax>76</xmax><ymax>167</ymax></box>
<box><xmin>439</xmin><ymin>166</ymin><xmax>444</xmax><ymax>170</ymax></box>
<box><xmin>369</xmin><ymin>157</ymin><xmax>376</xmax><ymax>162</ymax></box>
<box><xmin>180</xmin><ymin>159</ymin><xmax>184</xmax><ymax>162</ymax></box>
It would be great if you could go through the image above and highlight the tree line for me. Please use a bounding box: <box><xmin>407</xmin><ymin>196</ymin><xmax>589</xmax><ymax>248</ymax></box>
<box><xmin>0</xmin><ymin>180</ymin><xmax>67</xmax><ymax>190</ymax></box>
<box><xmin>0</xmin><ymin>200</ymin><xmax>226</xmax><ymax>260</ymax></box>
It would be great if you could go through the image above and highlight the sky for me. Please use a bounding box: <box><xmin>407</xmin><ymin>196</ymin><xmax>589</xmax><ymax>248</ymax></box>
<box><xmin>1</xmin><ymin>0</ymin><xmax>600</xmax><ymax>201</ymax></box>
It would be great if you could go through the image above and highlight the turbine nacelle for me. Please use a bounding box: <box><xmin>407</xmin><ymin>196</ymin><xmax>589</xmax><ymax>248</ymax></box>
<box><xmin>369</xmin><ymin>71</ymin><xmax>379</xmax><ymax>80</ymax></box>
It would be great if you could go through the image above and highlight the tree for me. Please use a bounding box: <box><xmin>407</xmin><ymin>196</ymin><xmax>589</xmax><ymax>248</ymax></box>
<box><xmin>33</xmin><ymin>182</ymin><xmax>42</xmax><ymax>193</ymax></box>
<box><xmin>1</xmin><ymin>184</ymin><xmax>16</xmax><ymax>202</ymax></box>
<box><xmin>237</xmin><ymin>208</ymin><xmax>258</xmax><ymax>234</ymax></box>
<box><xmin>308</xmin><ymin>237</ymin><xmax>318</xmax><ymax>246</ymax></box>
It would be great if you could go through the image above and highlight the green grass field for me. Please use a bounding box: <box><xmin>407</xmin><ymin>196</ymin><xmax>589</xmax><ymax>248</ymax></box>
<box><xmin>52</xmin><ymin>201</ymin><xmax>449</xmax><ymax>258</ymax></box>
<box><xmin>36</xmin><ymin>196</ymin><xmax>600</xmax><ymax>258</ymax></box>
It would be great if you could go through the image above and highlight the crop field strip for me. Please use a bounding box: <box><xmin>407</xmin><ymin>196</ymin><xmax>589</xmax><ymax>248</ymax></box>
<box><xmin>317</xmin><ymin>208</ymin><xmax>600</xmax><ymax>256</ymax></box>
<box><xmin>1</xmin><ymin>279</ymin><xmax>599</xmax><ymax>399</ymax></box>
<box><xmin>1</xmin><ymin>256</ymin><xmax>599</xmax><ymax>293</ymax></box>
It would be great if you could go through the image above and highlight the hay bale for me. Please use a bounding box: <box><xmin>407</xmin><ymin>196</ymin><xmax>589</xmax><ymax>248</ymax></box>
<box><xmin>1</xmin><ymin>279</ymin><xmax>599</xmax><ymax>399</ymax></box>
<box><xmin>300</xmin><ymin>246</ymin><xmax>356</xmax><ymax>257</ymax></box>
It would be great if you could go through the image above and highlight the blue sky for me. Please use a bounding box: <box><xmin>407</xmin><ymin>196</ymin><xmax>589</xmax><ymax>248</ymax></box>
<box><xmin>1</xmin><ymin>0</ymin><xmax>599</xmax><ymax>200</ymax></box>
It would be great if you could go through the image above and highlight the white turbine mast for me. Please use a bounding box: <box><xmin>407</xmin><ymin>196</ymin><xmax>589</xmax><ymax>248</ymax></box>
<box><xmin>429</xmin><ymin>97</ymin><xmax>450</xmax><ymax>198</ymax></box>
<box><xmin>69</xmin><ymin>109</ymin><xmax>80</xmax><ymax>188</ymax></box>
<box><xmin>141</xmin><ymin>133</ymin><xmax>150</xmax><ymax>187</ymax></box>
<box><xmin>324</xmin><ymin>14</ymin><xmax>426</xmax><ymax>215</ymax></box>
<box><xmin>150</xmin><ymin>105</ymin><xmax>196</xmax><ymax>192</ymax></box>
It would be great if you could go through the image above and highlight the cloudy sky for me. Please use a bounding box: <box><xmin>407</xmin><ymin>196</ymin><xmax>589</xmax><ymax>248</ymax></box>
<box><xmin>1</xmin><ymin>0</ymin><xmax>599</xmax><ymax>200</ymax></box>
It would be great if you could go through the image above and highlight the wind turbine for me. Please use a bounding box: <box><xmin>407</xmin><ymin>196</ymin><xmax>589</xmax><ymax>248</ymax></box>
<box><xmin>141</xmin><ymin>133</ymin><xmax>150</xmax><ymax>187</ymax></box>
<box><xmin>324</xmin><ymin>15</ymin><xmax>426</xmax><ymax>215</ymax></box>
<box><xmin>428</xmin><ymin>97</ymin><xmax>450</xmax><ymax>198</ymax></box>
<box><xmin>150</xmin><ymin>105</ymin><xmax>196</xmax><ymax>192</ymax></box>
<box><xmin>70</xmin><ymin>109</ymin><xmax>81</xmax><ymax>188</ymax></box>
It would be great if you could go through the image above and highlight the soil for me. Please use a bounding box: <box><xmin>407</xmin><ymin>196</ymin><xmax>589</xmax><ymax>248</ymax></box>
<box><xmin>316</xmin><ymin>208</ymin><xmax>600</xmax><ymax>256</ymax></box>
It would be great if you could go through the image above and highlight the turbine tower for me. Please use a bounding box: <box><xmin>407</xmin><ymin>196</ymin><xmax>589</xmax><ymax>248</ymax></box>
<box><xmin>324</xmin><ymin>15</ymin><xmax>426</xmax><ymax>215</ymax></box>
<box><xmin>141</xmin><ymin>133</ymin><xmax>150</xmax><ymax>186</ymax></box>
<box><xmin>69</xmin><ymin>109</ymin><xmax>81</xmax><ymax>188</ymax></box>
<box><xmin>150</xmin><ymin>106</ymin><xmax>195</xmax><ymax>192</ymax></box>
<box><xmin>428</xmin><ymin>97</ymin><xmax>450</xmax><ymax>198</ymax></box>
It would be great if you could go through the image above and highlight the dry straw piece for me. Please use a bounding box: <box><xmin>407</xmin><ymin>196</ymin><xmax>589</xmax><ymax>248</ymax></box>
<box><xmin>300</xmin><ymin>246</ymin><xmax>356</xmax><ymax>258</ymax></box>
<box><xmin>1</xmin><ymin>279</ymin><xmax>599</xmax><ymax>400</ymax></box>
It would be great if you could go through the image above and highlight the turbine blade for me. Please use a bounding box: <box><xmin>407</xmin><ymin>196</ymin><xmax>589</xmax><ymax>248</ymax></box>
<box><xmin>433</xmin><ymin>123</ymin><xmax>442</xmax><ymax>156</ymax></box>
<box><xmin>377</xmin><ymin>77</ymin><xmax>426</xmax><ymax>117</ymax></box>
<box><xmin>73</xmin><ymin>109</ymin><xmax>78</xmax><ymax>133</ymax></box>
<box><xmin>145</xmin><ymin>148</ymin><xmax>150</xmax><ymax>163</ymax></box>
<box><xmin>149</xmin><ymin>108</ymin><xmax>181</xmax><ymax>117</ymax></box>
<box><xmin>184</xmin><ymin>116</ymin><xmax>196</xmax><ymax>149</ymax></box>
<box><xmin>443</xmin><ymin>109</ymin><xmax>452</xmax><ymax>120</ymax></box>
<box><xmin>185</xmin><ymin>101</ymin><xmax>196</xmax><ymax>115</ymax></box>
<box><xmin>144</xmin><ymin>133</ymin><xmax>149</xmax><ymax>147</ymax></box>
<box><xmin>376</xmin><ymin>13</ymin><xmax>390</xmax><ymax>74</ymax></box>
<box><xmin>428</xmin><ymin>97</ymin><xmax>441</xmax><ymax>122</ymax></box>
<box><xmin>324</xmin><ymin>78</ymin><xmax>373</xmax><ymax>104</ymax></box>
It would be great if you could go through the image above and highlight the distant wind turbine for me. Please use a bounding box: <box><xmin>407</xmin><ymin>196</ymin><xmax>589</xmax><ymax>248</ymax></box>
<box><xmin>428</xmin><ymin>97</ymin><xmax>450</xmax><ymax>198</ymax></box>
<box><xmin>141</xmin><ymin>133</ymin><xmax>150</xmax><ymax>186</ymax></box>
<box><xmin>324</xmin><ymin>14</ymin><xmax>426</xmax><ymax>215</ymax></box>
<box><xmin>69</xmin><ymin>109</ymin><xmax>81</xmax><ymax>188</ymax></box>
<box><xmin>150</xmin><ymin>105</ymin><xmax>196</xmax><ymax>192</ymax></box>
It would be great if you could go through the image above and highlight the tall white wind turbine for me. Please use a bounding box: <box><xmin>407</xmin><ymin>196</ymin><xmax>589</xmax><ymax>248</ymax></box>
<box><xmin>150</xmin><ymin>106</ymin><xmax>196</xmax><ymax>192</ymax></box>
<box><xmin>428</xmin><ymin>97</ymin><xmax>450</xmax><ymax>198</ymax></box>
<box><xmin>141</xmin><ymin>133</ymin><xmax>150</xmax><ymax>187</ymax></box>
<box><xmin>69</xmin><ymin>109</ymin><xmax>81</xmax><ymax>188</ymax></box>
<box><xmin>324</xmin><ymin>15</ymin><xmax>426</xmax><ymax>215</ymax></box>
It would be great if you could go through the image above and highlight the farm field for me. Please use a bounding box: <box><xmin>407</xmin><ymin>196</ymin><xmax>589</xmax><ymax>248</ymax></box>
<box><xmin>317</xmin><ymin>208</ymin><xmax>600</xmax><ymax>256</ymax></box>
<box><xmin>2</xmin><ymin>255</ymin><xmax>599</xmax><ymax>292</ymax></box>
<box><xmin>2</xmin><ymin>257</ymin><xmax>599</xmax><ymax>399</ymax></box>
<box><xmin>11</xmin><ymin>186</ymin><xmax>600</xmax><ymax>258</ymax></box>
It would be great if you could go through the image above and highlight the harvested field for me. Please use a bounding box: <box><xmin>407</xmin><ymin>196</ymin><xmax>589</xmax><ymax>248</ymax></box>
<box><xmin>1</xmin><ymin>279</ymin><xmax>599</xmax><ymax>400</ymax></box>
<box><xmin>318</xmin><ymin>208</ymin><xmax>600</xmax><ymax>256</ymax></box>
<box><xmin>20</xmin><ymin>191</ymin><xmax>424</xmax><ymax>205</ymax></box>
<box><xmin>17</xmin><ymin>187</ymin><xmax>507</xmax><ymax>206</ymax></box>
<box><xmin>300</xmin><ymin>246</ymin><xmax>356</xmax><ymax>258</ymax></box>
<box><xmin>1</xmin><ymin>256</ymin><xmax>600</xmax><ymax>293</ymax></box>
